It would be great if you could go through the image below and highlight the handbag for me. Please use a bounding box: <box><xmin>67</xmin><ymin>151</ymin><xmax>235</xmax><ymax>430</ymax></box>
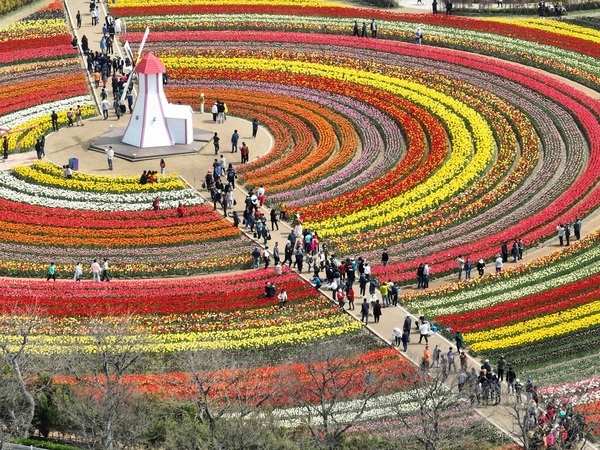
<box><xmin>233</xmin><ymin>199</ymin><xmax>237</xmax><ymax>205</ymax></box>
<box><xmin>202</xmin><ymin>181</ymin><xmax>206</xmax><ymax>189</ymax></box>
<box><xmin>267</xmin><ymin>233</ymin><xmax>272</xmax><ymax>240</ymax></box>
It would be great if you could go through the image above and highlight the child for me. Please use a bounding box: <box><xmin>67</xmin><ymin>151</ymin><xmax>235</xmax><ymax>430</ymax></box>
<box><xmin>337</xmin><ymin>289</ymin><xmax>345</xmax><ymax>310</ymax></box>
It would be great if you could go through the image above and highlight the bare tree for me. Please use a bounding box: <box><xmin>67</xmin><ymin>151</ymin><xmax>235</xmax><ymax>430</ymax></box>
<box><xmin>0</xmin><ymin>307</ymin><xmax>43</xmax><ymax>440</ymax></box>
<box><xmin>392</xmin><ymin>370</ymin><xmax>497</xmax><ymax>450</ymax></box>
<box><xmin>281</xmin><ymin>347</ymin><xmax>383</xmax><ymax>450</ymax></box>
<box><xmin>56</xmin><ymin>316</ymin><xmax>150</xmax><ymax>450</ymax></box>
<box><xmin>178</xmin><ymin>349</ymin><xmax>280</xmax><ymax>450</ymax></box>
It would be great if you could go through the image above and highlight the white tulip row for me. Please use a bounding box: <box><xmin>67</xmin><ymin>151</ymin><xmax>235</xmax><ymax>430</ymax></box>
<box><xmin>0</xmin><ymin>171</ymin><xmax>203</xmax><ymax>211</ymax></box>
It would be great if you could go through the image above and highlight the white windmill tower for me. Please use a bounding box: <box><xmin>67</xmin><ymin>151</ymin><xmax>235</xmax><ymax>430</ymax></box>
<box><xmin>121</xmin><ymin>52</ymin><xmax>174</xmax><ymax>148</ymax></box>
<box><xmin>121</xmin><ymin>28</ymin><xmax>194</xmax><ymax>149</ymax></box>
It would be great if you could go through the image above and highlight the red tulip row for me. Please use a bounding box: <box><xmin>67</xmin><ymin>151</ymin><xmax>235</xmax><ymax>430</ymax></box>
<box><xmin>0</xmin><ymin>43</ymin><xmax>75</xmax><ymax>65</ymax></box>
<box><xmin>0</xmin><ymin>199</ymin><xmax>225</xmax><ymax>229</ymax></box>
<box><xmin>0</xmin><ymin>271</ymin><xmax>309</xmax><ymax>316</ymax></box>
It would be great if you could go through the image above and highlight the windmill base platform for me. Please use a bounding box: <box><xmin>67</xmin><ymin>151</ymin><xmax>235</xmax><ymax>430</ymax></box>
<box><xmin>89</xmin><ymin>126</ymin><xmax>214</xmax><ymax>161</ymax></box>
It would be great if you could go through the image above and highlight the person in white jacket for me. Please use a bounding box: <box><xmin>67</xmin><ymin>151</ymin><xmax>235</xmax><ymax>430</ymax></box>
<box><xmin>419</xmin><ymin>319</ymin><xmax>431</xmax><ymax>344</ymax></box>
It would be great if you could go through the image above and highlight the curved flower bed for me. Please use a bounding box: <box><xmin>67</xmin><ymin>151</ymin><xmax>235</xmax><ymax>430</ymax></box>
<box><xmin>0</xmin><ymin>165</ymin><xmax>252</xmax><ymax>277</ymax></box>
<box><xmin>0</xmin><ymin>0</ymin><xmax>93</xmax><ymax>154</ymax></box>
<box><xmin>1</xmin><ymin>0</ymin><xmax>600</xmax><ymax>437</ymax></box>
<box><xmin>132</xmin><ymin>30</ymin><xmax>600</xmax><ymax>287</ymax></box>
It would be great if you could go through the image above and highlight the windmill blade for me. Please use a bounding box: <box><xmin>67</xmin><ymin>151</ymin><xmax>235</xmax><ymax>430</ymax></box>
<box><xmin>120</xmin><ymin>26</ymin><xmax>150</xmax><ymax>102</ymax></box>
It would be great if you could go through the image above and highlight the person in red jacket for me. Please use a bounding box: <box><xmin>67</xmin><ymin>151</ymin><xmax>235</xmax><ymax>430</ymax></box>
<box><xmin>177</xmin><ymin>202</ymin><xmax>186</xmax><ymax>218</ymax></box>
<box><xmin>347</xmin><ymin>287</ymin><xmax>355</xmax><ymax>310</ymax></box>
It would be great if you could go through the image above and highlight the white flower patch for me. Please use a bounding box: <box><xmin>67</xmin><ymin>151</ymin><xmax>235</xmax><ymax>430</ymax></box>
<box><xmin>0</xmin><ymin>171</ymin><xmax>202</xmax><ymax>211</ymax></box>
<box><xmin>0</xmin><ymin>96</ymin><xmax>94</xmax><ymax>131</ymax></box>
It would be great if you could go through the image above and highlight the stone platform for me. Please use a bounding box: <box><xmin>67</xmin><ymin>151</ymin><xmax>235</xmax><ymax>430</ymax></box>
<box><xmin>89</xmin><ymin>126</ymin><xmax>214</xmax><ymax>161</ymax></box>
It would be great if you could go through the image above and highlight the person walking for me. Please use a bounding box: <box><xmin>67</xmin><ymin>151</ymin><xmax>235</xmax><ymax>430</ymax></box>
<box><xmin>263</xmin><ymin>246</ymin><xmax>271</xmax><ymax>269</ymax></box>
<box><xmin>51</xmin><ymin>111</ymin><xmax>59</xmax><ymax>132</ymax></box>
<box><xmin>213</xmin><ymin>132</ymin><xmax>220</xmax><ymax>155</ymax></box>
<box><xmin>101</xmin><ymin>98</ymin><xmax>110</xmax><ymax>120</ymax></box>
<box><xmin>270</xmin><ymin>209</ymin><xmax>279</xmax><ymax>231</ymax></box>
<box><xmin>46</xmin><ymin>262</ymin><xmax>56</xmax><ymax>281</ymax></box>
<box><xmin>2</xmin><ymin>136</ymin><xmax>8</xmax><ymax>161</ymax></box>
<box><xmin>361</xmin><ymin>21</ymin><xmax>367</xmax><ymax>37</ymax></box>
<box><xmin>352</xmin><ymin>20</ymin><xmax>359</xmax><ymax>36</ymax></box>
<box><xmin>231</xmin><ymin>129</ymin><xmax>239</xmax><ymax>153</ymax></box>
<box><xmin>252</xmin><ymin>118</ymin><xmax>259</xmax><ymax>138</ymax></box>
<box><xmin>75</xmin><ymin>105</ymin><xmax>84</xmax><ymax>126</ymax></box>
<box><xmin>91</xmin><ymin>258</ymin><xmax>101</xmax><ymax>282</ymax></box>
<box><xmin>160</xmin><ymin>158</ymin><xmax>166</xmax><ymax>175</ymax></box>
<box><xmin>361</xmin><ymin>298</ymin><xmax>370</xmax><ymax>324</ymax></box>
<box><xmin>105</xmin><ymin>146</ymin><xmax>114</xmax><ymax>170</ymax></box>
<box><xmin>370</xmin><ymin>19</ymin><xmax>378</xmax><ymax>38</ymax></box>
<box><xmin>455</xmin><ymin>330</ymin><xmax>464</xmax><ymax>352</ymax></box>
<box><xmin>199</xmin><ymin>93</ymin><xmax>205</xmax><ymax>113</ymax></box>
<box><xmin>101</xmin><ymin>258</ymin><xmax>111</xmax><ymax>281</ymax></box>
<box><xmin>418</xmin><ymin>318</ymin><xmax>431</xmax><ymax>344</ymax></box>
<box><xmin>401</xmin><ymin>329</ymin><xmax>410</xmax><ymax>352</ymax></box>
<box><xmin>73</xmin><ymin>262</ymin><xmax>83</xmax><ymax>282</ymax></box>
<box><xmin>372</xmin><ymin>300</ymin><xmax>382</xmax><ymax>323</ymax></box>
<box><xmin>565</xmin><ymin>222</ymin><xmax>571</xmax><ymax>246</ymax></box>
<box><xmin>76</xmin><ymin>10</ymin><xmax>82</xmax><ymax>28</ymax></box>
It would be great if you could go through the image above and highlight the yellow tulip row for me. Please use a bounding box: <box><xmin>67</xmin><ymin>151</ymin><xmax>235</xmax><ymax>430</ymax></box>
<box><xmin>14</xmin><ymin>161</ymin><xmax>186</xmax><ymax>193</ymax></box>
<box><xmin>6</xmin><ymin>104</ymin><xmax>97</xmax><ymax>151</ymax></box>
<box><xmin>163</xmin><ymin>56</ymin><xmax>494</xmax><ymax>237</ymax></box>
<box><xmin>486</xmin><ymin>17</ymin><xmax>600</xmax><ymax>44</ymax></box>
<box><xmin>0</xmin><ymin>315</ymin><xmax>362</xmax><ymax>355</ymax></box>
<box><xmin>0</xmin><ymin>18</ymin><xmax>70</xmax><ymax>41</ymax></box>
<box><xmin>467</xmin><ymin>299</ymin><xmax>600</xmax><ymax>353</ymax></box>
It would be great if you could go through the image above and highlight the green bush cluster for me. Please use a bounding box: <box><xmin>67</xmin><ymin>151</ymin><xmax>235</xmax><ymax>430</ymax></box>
<box><xmin>0</xmin><ymin>0</ymin><xmax>37</xmax><ymax>16</ymax></box>
<box><xmin>16</xmin><ymin>438</ymin><xmax>83</xmax><ymax>450</ymax></box>
<box><xmin>354</xmin><ymin>0</ymin><xmax>400</xmax><ymax>7</ymax></box>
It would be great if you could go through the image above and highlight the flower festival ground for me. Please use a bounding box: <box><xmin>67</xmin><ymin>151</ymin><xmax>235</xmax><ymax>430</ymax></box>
<box><xmin>1</xmin><ymin>0</ymin><xmax>600</xmax><ymax>446</ymax></box>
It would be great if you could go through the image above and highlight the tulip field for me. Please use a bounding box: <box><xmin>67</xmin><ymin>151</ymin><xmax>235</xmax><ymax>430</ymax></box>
<box><xmin>0</xmin><ymin>0</ymin><xmax>95</xmax><ymax>154</ymax></box>
<box><xmin>0</xmin><ymin>161</ymin><xmax>253</xmax><ymax>277</ymax></box>
<box><xmin>402</xmin><ymin>230</ymin><xmax>600</xmax><ymax>429</ymax></box>
<box><xmin>1</xmin><ymin>0</ymin><xmax>600</xmax><ymax>444</ymax></box>
<box><xmin>106</xmin><ymin>0</ymin><xmax>600</xmax><ymax>437</ymax></box>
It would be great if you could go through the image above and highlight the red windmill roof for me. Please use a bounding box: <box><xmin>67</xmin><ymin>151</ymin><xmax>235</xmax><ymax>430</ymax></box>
<box><xmin>135</xmin><ymin>53</ymin><xmax>166</xmax><ymax>74</ymax></box>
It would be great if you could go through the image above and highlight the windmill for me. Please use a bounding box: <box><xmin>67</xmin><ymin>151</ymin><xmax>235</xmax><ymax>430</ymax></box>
<box><xmin>120</xmin><ymin>27</ymin><xmax>194</xmax><ymax>149</ymax></box>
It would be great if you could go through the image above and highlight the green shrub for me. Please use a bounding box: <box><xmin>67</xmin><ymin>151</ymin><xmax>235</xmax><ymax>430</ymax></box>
<box><xmin>16</xmin><ymin>438</ymin><xmax>83</xmax><ymax>450</ymax></box>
